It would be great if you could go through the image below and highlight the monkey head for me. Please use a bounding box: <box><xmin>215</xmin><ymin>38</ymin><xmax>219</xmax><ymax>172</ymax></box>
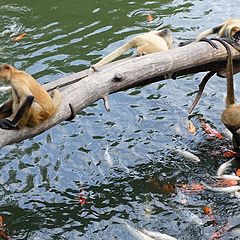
<box><xmin>0</xmin><ymin>64</ymin><xmax>14</xmax><ymax>82</ymax></box>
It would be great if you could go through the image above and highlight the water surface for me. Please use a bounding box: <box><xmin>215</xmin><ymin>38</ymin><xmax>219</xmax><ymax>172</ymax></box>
<box><xmin>0</xmin><ymin>1</ymin><xmax>240</xmax><ymax>239</ymax></box>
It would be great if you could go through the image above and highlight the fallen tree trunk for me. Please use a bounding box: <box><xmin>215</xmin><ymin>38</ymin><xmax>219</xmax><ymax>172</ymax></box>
<box><xmin>1</xmin><ymin>40</ymin><xmax>240</xmax><ymax>149</ymax></box>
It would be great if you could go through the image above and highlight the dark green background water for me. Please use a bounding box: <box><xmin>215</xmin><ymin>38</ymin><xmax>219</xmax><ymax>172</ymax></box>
<box><xmin>0</xmin><ymin>1</ymin><xmax>240</xmax><ymax>239</ymax></box>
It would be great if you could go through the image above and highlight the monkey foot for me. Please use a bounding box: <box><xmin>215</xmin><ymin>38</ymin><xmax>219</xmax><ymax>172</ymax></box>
<box><xmin>178</xmin><ymin>40</ymin><xmax>193</xmax><ymax>47</ymax></box>
<box><xmin>199</xmin><ymin>38</ymin><xmax>218</xmax><ymax>49</ymax></box>
<box><xmin>0</xmin><ymin>119</ymin><xmax>18</xmax><ymax>130</ymax></box>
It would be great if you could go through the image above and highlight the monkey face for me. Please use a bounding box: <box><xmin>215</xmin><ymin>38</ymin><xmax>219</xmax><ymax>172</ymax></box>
<box><xmin>233</xmin><ymin>30</ymin><xmax>240</xmax><ymax>41</ymax></box>
<box><xmin>0</xmin><ymin>64</ymin><xmax>13</xmax><ymax>82</ymax></box>
<box><xmin>229</xmin><ymin>26</ymin><xmax>240</xmax><ymax>42</ymax></box>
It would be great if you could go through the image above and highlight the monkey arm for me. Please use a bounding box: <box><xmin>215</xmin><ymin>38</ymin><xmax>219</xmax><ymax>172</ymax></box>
<box><xmin>0</xmin><ymin>98</ymin><xmax>13</xmax><ymax>119</ymax></box>
<box><xmin>0</xmin><ymin>95</ymin><xmax>34</xmax><ymax>130</ymax></box>
<box><xmin>195</xmin><ymin>24</ymin><xmax>223</xmax><ymax>41</ymax></box>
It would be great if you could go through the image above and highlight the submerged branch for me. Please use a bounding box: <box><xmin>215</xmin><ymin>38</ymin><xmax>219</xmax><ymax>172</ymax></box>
<box><xmin>1</xmin><ymin>40</ymin><xmax>240</xmax><ymax>148</ymax></box>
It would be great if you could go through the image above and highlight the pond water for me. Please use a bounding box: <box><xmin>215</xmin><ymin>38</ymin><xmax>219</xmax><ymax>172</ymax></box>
<box><xmin>0</xmin><ymin>0</ymin><xmax>240</xmax><ymax>239</ymax></box>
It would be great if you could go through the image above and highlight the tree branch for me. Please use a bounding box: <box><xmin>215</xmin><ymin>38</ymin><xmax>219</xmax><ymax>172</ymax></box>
<box><xmin>1</xmin><ymin>41</ymin><xmax>240</xmax><ymax>148</ymax></box>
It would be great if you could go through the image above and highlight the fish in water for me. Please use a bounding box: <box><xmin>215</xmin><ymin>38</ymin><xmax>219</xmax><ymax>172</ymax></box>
<box><xmin>176</xmin><ymin>208</ymin><xmax>203</xmax><ymax>225</ymax></box>
<box><xmin>140</xmin><ymin>229</ymin><xmax>177</xmax><ymax>240</ymax></box>
<box><xmin>217</xmin><ymin>159</ymin><xmax>235</xmax><ymax>176</ymax></box>
<box><xmin>123</xmin><ymin>221</ymin><xmax>177</xmax><ymax>240</ymax></box>
<box><xmin>173</xmin><ymin>148</ymin><xmax>201</xmax><ymax>163</ymax></box>
<box><xmin>201</xmin><ymin>181</ymin><xmax>240</xmax><ymax>193</ymax></box>
<box><xmin>214</xmin><ymin>175</ymin><xmax>240</xmax><ymax>181</ymax></box>
<box><xmin>104</xmin><ymin>143</ymin><xmax>113</xmax><ymax>167</ymax></box>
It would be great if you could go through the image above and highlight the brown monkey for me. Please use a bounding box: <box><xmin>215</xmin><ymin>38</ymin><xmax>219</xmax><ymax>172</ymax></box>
<box><xmin>0</xmin><ymin>64</ymin><xmax>61</xmax><ymax>129</ymax></box>
<box><xmin>221</xmin><ymin>48</ymin><xmax>240</xmax><ymax>153</ymax></box>
<box><xmin>92</xmin><ymin>29</ymin><xmax>173</xmax><ymax>69</ymax></box>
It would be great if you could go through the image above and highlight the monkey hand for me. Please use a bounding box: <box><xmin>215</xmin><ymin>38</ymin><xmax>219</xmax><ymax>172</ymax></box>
<box><xmin>178</xmin><ymin>40</ymin><xmax>193</xmax><ymax>47</ymax></box>
<box><xmin>199</xmin><ymin>38</ymin><xmax>218</xmax><ymax>49</ymax></box>
<box><xmin>0</xmin><ymin>119</ymin><xmax>19</xmax><ymax>130</ymax></box>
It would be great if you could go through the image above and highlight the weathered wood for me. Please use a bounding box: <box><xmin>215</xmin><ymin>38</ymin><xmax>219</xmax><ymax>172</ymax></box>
<box><xmin>1</xmin><ymin>40</ymin><xmax>240</xmax><ymax>148</ymax></box>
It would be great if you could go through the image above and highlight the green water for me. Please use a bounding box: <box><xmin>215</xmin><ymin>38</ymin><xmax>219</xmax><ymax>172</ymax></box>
<box><xmin>0</xmin><ymin>1</ymin><xmax>240</xmax><ymax>239</ymax></box>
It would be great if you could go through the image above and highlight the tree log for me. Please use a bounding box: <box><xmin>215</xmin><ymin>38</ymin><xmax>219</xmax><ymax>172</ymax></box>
<box><xmin>1</xmin><ymin>40</ymin><xmax>240</xmax><ymax>149</ymax></box>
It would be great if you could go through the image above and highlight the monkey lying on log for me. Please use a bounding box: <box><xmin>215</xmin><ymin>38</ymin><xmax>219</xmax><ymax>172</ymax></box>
<box><xmin>0</xmin><ymin>64</ymin><xmax>63</xmax><ymax>130</ymax></box>
<box><xmin>187</xmin><ymin>18</ymin><xmax>240</xmax><ymax>115</ymax></box>
<box><xmin>92</xmin><ymin>29</ymin><xmax>173</xmax><ymax>70</ymax></box>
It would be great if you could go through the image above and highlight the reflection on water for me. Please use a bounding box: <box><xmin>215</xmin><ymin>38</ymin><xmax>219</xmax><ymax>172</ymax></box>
<box><xmin>0</xmin><ymin>0</ymin><xmax>240</xmax><ymax>239</ymax></box>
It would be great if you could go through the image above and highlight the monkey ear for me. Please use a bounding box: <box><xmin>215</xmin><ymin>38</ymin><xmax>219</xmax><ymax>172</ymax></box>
<box><xmin>3</xmin><ymin>64</ymin><xmax>10</xmax><ymax>70</ymax></box>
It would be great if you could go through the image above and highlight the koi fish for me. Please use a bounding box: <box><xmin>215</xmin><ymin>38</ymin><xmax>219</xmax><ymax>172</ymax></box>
<box><xmin>201</xmin><ymin>123</ymin><xmax>223</xmax><ymax>139</ymax></box>
<box><xmin>174</xmin><ymin>149</ymin><xmax>201</xmax><ymax>162</ymax></box>
<box><xmin>187</xmin><ymin>120</ymin><xmax>196</xmax><ymax>134</ymax></box>
<box><xmin>123</xmin><ymin>221</ymin><xmax>177</xmax><ymax>240</ymax></box>
<box><xmin>104</xmin><ymin>144</ymin><xmax>113</xmax><ymax>167</ymax></box>
<box><xmin>202</xmin><ymin>206</ymin><xmax>217</xmax><ymax>225</ymax></box>
<box><xmin>223</xmin><ymin>150</ymin><xmax>238</xmax><ymax>158</ymax></box>
<box><xmin>201</xmin><ymin>181</ymin><xmax>240</xmax><ymax>193</ymax></box>
<box><xmin>178</xmin><ymin>183</ymin><xmax>205</xmax><ymax>192</ymax></box>
<box><xmin>140</xmin><ymin>229</ymin><xmax>177</xmax><ymax>240</ymax></box>
<box><xmin>217</xmin><ymin>159</ymin><xmax>234</xmax><ymax>176</ymax></box>
<box><xmin>214</xmin><ymin>175</ymin><xmax>240</xmax><ymax>181</ymax></box>
<box><xmin>236</xmin><ymin>168</ymin><xmax>240</xmax><ymax>177</ymax></box>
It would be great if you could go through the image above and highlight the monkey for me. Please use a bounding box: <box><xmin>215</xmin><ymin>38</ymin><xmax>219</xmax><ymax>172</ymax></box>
<box><xmin>220</xmin><ymin>46</ymin><xmax>240</xmax><ymax>154</ymax></box>
<box><xmin>92</xmin><ymin>28</ymin><xmax>173</xmax><ymax>69</ymax></box>
<box><xmin>186</xmin><ymin>19</ymin><xmax>240</xmax><ymax>154</ymax></box>
<box><xmin>195</xmin><ymin>18</ymin><xmax>240</xmax><ymax>42</ymax></box>
<box><xmin>188</xmin><ymin>18</ymin><xmax>240</xmax><ymax>115</ymax></box>
<box><xmin>0</xmin><ymin>64</ymin><xmax>62</xmax><ymax>130</ymax></box>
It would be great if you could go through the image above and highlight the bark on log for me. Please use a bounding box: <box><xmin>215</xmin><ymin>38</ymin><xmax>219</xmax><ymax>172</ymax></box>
<box><xmin>1</xmin><ymin>40</ymin><xmax>240</xmax><ymax>149</ymax></box>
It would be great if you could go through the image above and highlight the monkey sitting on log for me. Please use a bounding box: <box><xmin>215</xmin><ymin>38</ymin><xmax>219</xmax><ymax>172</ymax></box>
<box><xmin>186</xmin><ymin>18</ymin><xmax>240</xmax><ymax>155</ymax></box>
<box><xmin>0</xmin><ymin>64</ymin><xmax>61</xmax><ymax>130</ymax></box>
<box><xmin>92</xmin><ymin>29</ymin><xmax>173</xmax><ymax>70</ymax></box>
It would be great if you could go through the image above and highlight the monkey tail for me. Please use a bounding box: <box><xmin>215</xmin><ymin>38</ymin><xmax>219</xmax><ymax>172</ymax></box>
<box><xmin>93</xmin><ymin>41</ymin><xmax>134</xmax><ymax>68</ymax></box>
<box><xmin>50</xmin><ymin>89</ymin><xmax>62</xmax><ymax>113</ymax></box>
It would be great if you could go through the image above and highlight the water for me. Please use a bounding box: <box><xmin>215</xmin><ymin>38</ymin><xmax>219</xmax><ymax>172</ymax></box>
<box><xmin>0</xmin><ymin>0</ymin><xmax>240</xmax><ymax>239</ymax></box>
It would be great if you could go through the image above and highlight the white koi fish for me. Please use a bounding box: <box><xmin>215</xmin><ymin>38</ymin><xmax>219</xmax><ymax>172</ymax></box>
<box><xmin>217</xmin><ymin>159</ymin><xmax>234</xmax><ymax>176</ymax></box>
<box><xmin>123</xmin><ymin>221</ymin><xmax>177</xmax><ymax>240</ymax></box>
<box><xmin>201</xmin><ymin>181</ymin><xmax>240</xmax><ymax>193</ymax></box>
<box><xmin>174</xmin><ymin>149</ymin><xmax>200</xmax><ymax>163</ymax></box>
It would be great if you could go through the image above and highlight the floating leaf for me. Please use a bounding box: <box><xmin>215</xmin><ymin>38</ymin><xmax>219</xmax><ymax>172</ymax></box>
<box><xmin>13</xmin><ymin>33</ymin><xmax>27</xmax><ymax>42</ymax></box>
<box><xmin>146</xmin><ymin>14</ymin><xmax>154</xmax><ymax>22</ymax></box>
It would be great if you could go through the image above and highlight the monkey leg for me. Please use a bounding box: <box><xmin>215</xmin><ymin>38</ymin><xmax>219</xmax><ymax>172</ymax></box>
<box><xmin>188</xmin><ymin>71</ymin><xmax>216</xmax><ymax>114</ymax></box>
<box><xmin>232</xmin><ymin>135</ymin><xmax>240</xmax><ymax>153</ymax></box>
<box><xmin>225</xmin><ymin>126</ymin><xmax>240</xmax><ymax>159</ymax></box>
<box><xmin>0</xmin><ymin>95</ymin><xmax>34</xmax><ymax>130</ymax></box>
<box><xmin>210</xmin><ymin>38</ymin><xmax>234</xmax><ymax>88</ymax></box>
